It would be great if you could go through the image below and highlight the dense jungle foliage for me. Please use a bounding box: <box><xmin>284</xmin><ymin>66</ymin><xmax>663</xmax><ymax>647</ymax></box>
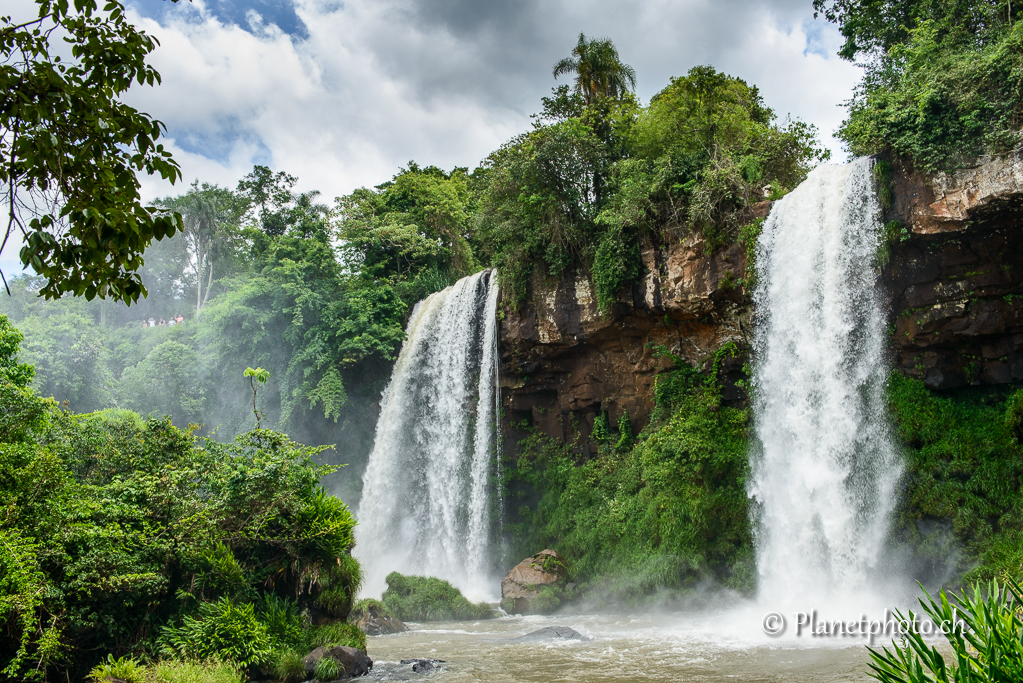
<box><xmin>473</xmin><ymin>67</ymin><xmax>827</xmax><ymax>309</ymax></box>
<box><xmin>502</xmin><ymin>355</ymin><xmax>755</xmax><ymax>605</ymax></box>
<box><xmin>816</xmin><ymin>0</ymin><xmax>1023</xmax><ymax>170</ymax></box>
<box><xmin>0</xmin><ymin>315</ymin><xmax>364</xmax><ymax>680</ymax></box>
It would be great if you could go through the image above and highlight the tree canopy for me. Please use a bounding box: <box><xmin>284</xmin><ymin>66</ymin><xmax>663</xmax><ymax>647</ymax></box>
<box><xmin>812</xmin><ymin>0</ymin><xmax>1013</xmax><ymax>60</ymax></box>
<box><xmin>820</xmin><ymin>0</ymin><xmax>1023</xmax><ymax>170</ymax></box>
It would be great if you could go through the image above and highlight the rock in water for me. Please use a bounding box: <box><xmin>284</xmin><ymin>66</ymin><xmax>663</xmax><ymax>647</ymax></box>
<box><xmin>500</xmin><ymin>549</ymin><xmax>567</xmax><ymax>613</ymax></box>
<box><xmin>513</xmin><ymin>626</ymin><xmax>588</xmax><ymax>642</ymax></box>
<box><xmin>400</xmin><ymin>658</ymin><xmax>446</xmax><ymax>673</ymax></box>
<box><xmin>358</xmin><ymin>603</ymin><xmax>409</xmax><ymax>635</ymax></box>
<box><xmin>302</xmin><ymin>645</ymin><xmax>373</xmax><ymax>678</ymax></box>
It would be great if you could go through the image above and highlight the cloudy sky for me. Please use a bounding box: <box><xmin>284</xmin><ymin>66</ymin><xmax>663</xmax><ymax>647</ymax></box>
<box><xmin>1</xmin><ymin>0</ymin><xmax>862</xmax><ymax>276</ymax></box>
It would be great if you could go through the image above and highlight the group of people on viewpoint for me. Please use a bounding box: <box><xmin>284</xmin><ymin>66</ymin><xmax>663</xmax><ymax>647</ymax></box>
<box><xmin>144</xmin><ymin>314</ymin><xmax>185</xmax><ymax>329</ymax></box>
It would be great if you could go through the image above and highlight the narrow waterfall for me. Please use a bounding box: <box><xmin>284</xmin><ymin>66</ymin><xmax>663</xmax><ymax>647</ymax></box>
<box><xmin>356</xmin><ymin>269</ymin><xmax>501</xmax><ymax>600</ymax></box>
<box><xmin>750</xmin><ymin>158</ymin><xmax>903</xmax><ymax>606</ymax></box>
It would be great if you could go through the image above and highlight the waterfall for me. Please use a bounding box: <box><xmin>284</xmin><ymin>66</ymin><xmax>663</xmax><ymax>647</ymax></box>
<box><xmin>750</xmin><ymin>158</ymin><xmax>903</xmax><ymax>606</ymax></box>
<box><xmin>356</xmin><ymin>269</ymin><xmax>501</xmax><ymax>600</ymax></box>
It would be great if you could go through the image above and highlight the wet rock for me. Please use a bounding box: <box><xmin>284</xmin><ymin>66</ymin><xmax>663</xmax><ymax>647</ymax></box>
<box><xmin>400</xmin><ymin>658</ymin><xmax>446</xmax><ymax>673</ymax></box>
<box><xmin>513</xmin><ymin>626</ymin><xmax>589</xmax><ymax>642</ymax></box>
<box><xmin>302</xmin><ymin>645</ymin><xmax>373</xmax><ymax>678</ymax></box>
<box><xmin>358</xmin><ymin>603</ymin><xmax>409</xmax><ymax>635</ymax></box>
<box><xmin>885</xmin><ymin>152</ymin><xmax>1023</xmax><ymax>390</ymax></box>
<box><xmin>500</xmin><ymin>549</ymin><xmax>567</xmax><ymax>614</ymax></box>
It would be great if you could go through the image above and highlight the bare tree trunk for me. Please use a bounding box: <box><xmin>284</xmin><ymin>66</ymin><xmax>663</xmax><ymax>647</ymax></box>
<box><xmin>201</xmin><ymin>257</ymin><xmax>214</xmax><ymax>309</ymax></box>
<box><xmin>195</xmin><ymin>242</ymin><xmax>203</xmax><ymax>319</ymax></box>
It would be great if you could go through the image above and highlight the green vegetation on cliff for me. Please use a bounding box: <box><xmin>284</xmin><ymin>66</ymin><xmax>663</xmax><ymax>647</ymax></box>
<box><xmin>504</xmin><ymin>356</ymin><xmax>754</xmax><ymax>604</ymax></box>
<box><xmin>817</xmin><ymin>0</ymin><xmax>1023</xmax><ymax>170</ymax></box>
<box><xmin>888</xmin><ymin>373</ymin><xmax>1023</xmax><ymax>583</ymax></box>
<box><xmin>504</xmin><ymin>362</ymin><xmax>1023</xmax><ymax>606</ymax></box>
<box><xmin>473</xmin><ymin>64</ymin><xmax>827</xmax><ymax>310</ymax></box>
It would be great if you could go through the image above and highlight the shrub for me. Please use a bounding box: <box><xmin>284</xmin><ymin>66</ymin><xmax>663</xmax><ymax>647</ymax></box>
<box><xmin>307</xmin><ymin>621</ymin><xmax>367</xmax><ymax>652</ymax></box>
<box><xmin>160</xmin><ymin>598</ymin><xmax>274</xmax><ymax>669</ymax></box>
<box><xmin>313</xmin><ymin>552</ymin><xmax>364</xmax><ymax>618</ymax></box>
<box><xmin>151</xmin><ymin>660</ymin><xmax>244</xmax><ymax>683</ymax></box>
<box><xmin>528</xmin><ymin>585</ymin><xmax>565</xmax><ymax>614</ymax></box>
<box><xmin>314</xmin><ymin>656</ymin><xmax>343</xmax><ymax>681</ymax></box>
<box><xmin>256</xmin><ymin>594</ymin><xmax>306</xmax><ymax>649</ymax></box>
<box><xmin>348</xmin><ymin>598</ymin><xmax>392</xmax><ymax>622</ymax></box>
<box><xmin>87</xmin><ymin>655</ymin><xmax>147</xmax><ymax>683</ymax></box>
<box><xmin>382</xmin><ymin>573</ymin><xmax>493</xmax><ymax>621</ymax></box>
<box><xmin>271</xmin><ymin>650</ymin><xmax>306</xmax><ymax>683</ymax></box>
<box><xmin>868</xmin><ymin>579</ymin><xmax>1023</xmax><ymax>682</ymax></box>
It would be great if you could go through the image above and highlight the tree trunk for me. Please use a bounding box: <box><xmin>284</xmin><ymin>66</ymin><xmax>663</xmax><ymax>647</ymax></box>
<box><xmin>201</xmin><ymin>257</ymin><xmax>214</xmax><ymax>309</ymax></box>
<box><xmin>195</xmin><ymin>242</ymin><xmax>203</xmax><ymax>319</ymax></box>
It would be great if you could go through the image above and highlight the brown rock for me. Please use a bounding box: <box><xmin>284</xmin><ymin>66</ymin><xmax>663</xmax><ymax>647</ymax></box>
<box><xmin>500</xmin><ymin>231</ymin><xmax>750</xmax><ymax>456</ymax></box>
<box><xmin>501</xmin><ymin>549</ymin><xmax>568</xmax><ymax>614</ymax></box>
<box><xmin>886</xmin><ymin>151</ymin><xmax>1023</xmax><ymax>389</ymax></box>
<box><xmin>302</xmin><ymin>645</ymin><xmax>372</xmax><ymax>678</ymax></box>
<box><xmin>357</xmin><ymin>603</ymin><xmax>408</xmax><ymax>636</ymax></box>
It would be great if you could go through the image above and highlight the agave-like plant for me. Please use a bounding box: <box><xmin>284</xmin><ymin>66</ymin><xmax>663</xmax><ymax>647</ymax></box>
<box><xmin>868</xmin><ymin>578</ymin><xmax>1023</xmax><ymax>682</ymax></box>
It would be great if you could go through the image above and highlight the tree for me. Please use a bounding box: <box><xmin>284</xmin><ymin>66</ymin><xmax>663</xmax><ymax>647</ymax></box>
<box><xmin>812</xmin><ymin>0</ymin><xmax>1011</xmax><ymax>61</ymax></box>
<box><xmin>553</xmin><ymin>33</ymin><xmax>637</xmax><ymax>105</ymax></box>
<box><xmin>0</xmin><ymin>314</ymin><xmax>33</xmax><ymax>388</ymax></box>
<box><xmin>0</xmin><ymin>0</ymin><xmax>183</xmax><ymax>302</ymax></box>
<box><xmin>158</xmin><ymin>182</ymin><xmax>247</xmax><ymax>317</ymax></box>
<box><xmin>237</xmin><ymin>165</ymin><xmax>298</xmax><ymax>236</ymax></box>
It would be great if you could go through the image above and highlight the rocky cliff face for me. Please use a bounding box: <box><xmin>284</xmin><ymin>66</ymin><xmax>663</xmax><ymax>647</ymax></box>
<box><xmin>499</xmin><ymin>208</ymin><xmax>763</xmax><ymax>452</ymax></box>
<box><xmin>886</xmin><ymin>150</ymin><xmax>1023</xmax><ymax>389</ymax></box>
<box><xmin>499</xmin><ymin>152</ymin><xmax>1023</xmax><ymax>450</ymax></box>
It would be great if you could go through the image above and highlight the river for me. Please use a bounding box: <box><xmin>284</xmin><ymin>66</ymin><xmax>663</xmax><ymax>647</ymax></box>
<box><xmin>359</xmin><ymin>609</ymin><xmax>899</xmax><ymax>682</ymax></box>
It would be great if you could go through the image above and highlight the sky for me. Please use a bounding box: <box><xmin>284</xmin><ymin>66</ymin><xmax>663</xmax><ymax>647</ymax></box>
<box><xmin>0</xmin><ymin>0</ymin><xmax>862</xmax><ymax>276</ymax></box>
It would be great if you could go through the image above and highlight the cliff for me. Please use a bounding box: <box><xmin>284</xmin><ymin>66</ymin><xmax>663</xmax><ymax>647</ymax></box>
<box><xmin>886</xmin><ymin>149</ymin><xmax>1023</xmax><ymax>389</ymax></box>
<box><xmin>499</xmin><ymin>151</ymin><xmax>1023</xmax><ymax>451</ymax></box>
<box><xmin>499</xmin><ymin>205</ymin><xmax>765</xmax><ymax>453</ymax></box>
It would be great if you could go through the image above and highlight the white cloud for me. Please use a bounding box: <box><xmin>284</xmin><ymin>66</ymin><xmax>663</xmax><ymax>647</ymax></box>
<box><xmin>124</xmin><ymin>0</ymin><xmax>862</xmax><ymax>204</ymax></box>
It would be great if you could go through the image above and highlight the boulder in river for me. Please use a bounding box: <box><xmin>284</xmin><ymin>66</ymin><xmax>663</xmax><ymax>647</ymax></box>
<box><xmin>302</xmin><ymin>645</ymin><xmax>373</xmax><ymax>678</ymax></box>
<box><xmin>400</xmin><ymin>658</ymin><xmax>446</xmax><ymax>673</ymax></box>
<box><xmin>500</xmin><ymin>549</ymin><xmax>568</xmax><ymax>613</ymax></box>
<box><xmin>357</xmin><ymin>602</ymin><xmax>409</xmax><ymax>635</ymax></box>
<box><xmin>513</xmin><ymin>626</ymin><xmax>589</xmax><ymax>642</ymax></box>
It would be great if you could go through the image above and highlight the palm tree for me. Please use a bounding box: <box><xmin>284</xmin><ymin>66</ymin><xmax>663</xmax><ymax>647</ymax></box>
<box><xmin>552</xmin><ymin>33</ymin><xmax>637</xmax><ymax>105</ymax></box>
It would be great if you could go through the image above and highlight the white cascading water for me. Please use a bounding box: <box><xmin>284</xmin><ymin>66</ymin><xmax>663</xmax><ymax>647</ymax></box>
<box><xmin>356</xmin><ymin>269</ymin><xmax>501</xmax><ymax>600</ymax></box>
<box><xmin>750</xmin><ymin>158</ymin><xmax>903</xmax><ymax>608</ymax></box>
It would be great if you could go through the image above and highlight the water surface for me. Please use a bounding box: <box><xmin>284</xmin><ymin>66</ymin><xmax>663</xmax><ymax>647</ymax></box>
<box><xmin>363</xmin><ymin>611</ymin><xmax>884</xmax><ymax>682</ymax></box>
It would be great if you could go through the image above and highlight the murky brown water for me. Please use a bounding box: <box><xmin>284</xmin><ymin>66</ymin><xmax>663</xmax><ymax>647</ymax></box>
<box><xmin>361</xmin><ymin>610</ymin><xmax>894</xmax><ymax>682</ymax></box>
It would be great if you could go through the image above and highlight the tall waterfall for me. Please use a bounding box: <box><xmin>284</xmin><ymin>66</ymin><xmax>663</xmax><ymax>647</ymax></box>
<box><xmin>356</xmin><ymin>270</ymin><xmax>501</xmax><ymax>600</ymax></box>
<box><xmin>750</xmin><ymin>158</ymin><xmax>903</xmax><ymax>606</ymax></box>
